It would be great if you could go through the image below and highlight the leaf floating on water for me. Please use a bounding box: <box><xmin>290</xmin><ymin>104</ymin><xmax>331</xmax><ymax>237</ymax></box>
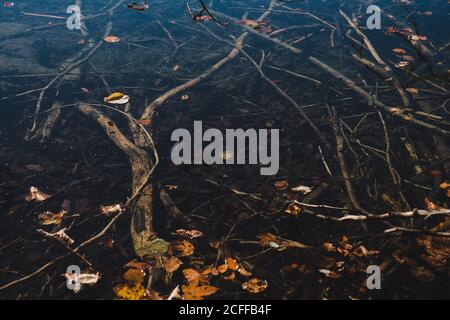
<box><xmin>174</xmin><ymin>229</ymin><xmax>204</xmax><ymax>239</ymax></box>
<box><xmin>63</xmin><ymin>271</ymin><xmax>101</xmax><ymax>293</ymax></box>
<box><xmin>123</xmin><ymin>268</ymin><xmax>146</xmax><ymax>284</ymax></box>
<box><xmin>103</xmin><ymin>92</ymin><xmax>130</xmax><ymax>105</ymax></box>
<box><xmin>103</xmin><ymin>35</ymin><xmax>121</xmax><ymax>43</ymax></box>
<box><xmin>99</xmin><ymin>204</ymin><xmax>123</xmax><ymax>215</ymax></box>
<box><xmin>25</xmin><ymin>186</ymin><xmax>50</xmax><ymax>202</ymax></box>
<box><xmin>164</xmin><ymin>256</ymin><xmax>183</xmax><ymax>273</ymax></box>
<box><xmin>273</xmin><ymin>180</ymin><xmax>289</xmax><ymax>190</ymax></box>
<box><xmin>181</xmin><ymin>279</ymin><xmax>219</xmax><ymax>300</ymax></box>
<box><xmin>258</xmin><ymin>232</ymin><xmax>311</xmax><ymax>250</ymax></box>
<box><xmin>38</xmin><ymin>210</ymin><xmax>66</xmax><ymax>225</ymax></box>
<box><xmin>170</xmin><ymin>240</ymin><xmax>195</xmax><ymax>257</ymax></box>
<box><xmin>291</xmin><ymin>185</ymin><xmax>312</xmax><ymax>194</ymax></box>
<box><xmin>409</xmin><ymin>34</ymin><xmax>427</xmax><ymax>42</ymax></box>
<box><xmin>134</xmin><ymin>237</ymin><xmax>170</xmax><ymax>258</ymax></box>
<box><xmin>242</xmin><ymin>278</ymin><xmax>268</xmax><ymax>294</ymax></box>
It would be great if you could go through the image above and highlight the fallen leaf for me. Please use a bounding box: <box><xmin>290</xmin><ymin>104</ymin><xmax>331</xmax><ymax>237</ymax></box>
<box><xmin>439</xmin><ymin>182</ymin><xmax>450</xmax><ymax>190</ymax></box>
<box><xmin>226</xmin><ymin>257</ymin><xmax>239</xmax><ymax>271</ymax></box>
<box><xmin>181</xmin><ymin>94</ymin><xmax>190</xmax><ymax>101</ymax></box>
<box><xmin>217</xmin><ymin>264</ymin><xmax>228</xmax><ymax>274</ymax></box>
<box><xmin>171</xmin><ymin>240</ymin><xmax>195</xmax><ymax>257</ymax></box>
<box><xmin>392</xmin><ymin>48</ymin><xmax>407</xmax><ymax>54</ymax></box>
<box><xmin>64</xmin><ymin>271</ymin><xmax>100</xmax><ymax>293</ymax></box>
<box><xmin>291</xmin><ymin>185</ymin><xmax>312</xmax><ymax>194</ymax></box>
<box><xmin>38</xmin><ymin>210</ymin><xmax>65</xmax><ymax>225</ymax></box>
<box><xmin>125</xmin><ymin>260</ymin><xmax>150</xmax><ymax>270</ymax></box>
<box><xmin>99</xmin><ymin>204</ymin><xmax>123</xmax><ymax>215</ymax></box>
<box><xmin>114</xmin><ymin>283</ymin><xmax>146</xmax><ymax>300</ymax></box>
<box><xmin>274</xmin><ymin>180</ymin><xmax>289</xmax><ymax>190</ymax></box>
<box><xmin>406</xmin><ymin>87</ymin><xmax>419</xmax><ymax>94</ymax></box>
<box><xmin>237</xmin><ymin>265</ymin><xmax>252</xmax><ymax>277</ymax></box>
<box><xmin>104</xmin><ymin>92</ymin><xmax>130</xmax><ymax>104</ymax></box>
<box><xmin>181</xmin><ymin>279</ymin><xmax>219</xmax><ymax>300</ymax></box>
<box><xmin>123</xmin><ymin>268</ymin><xmax>145</xmax><ymax>284</ymax></box>
<box><xmin>137</xmin><ymin>119</ymin><xmax>151</xmax><ymax>126</ymax></box>
<box><xmin>395</xmin><ymin>61</ymin><xmax>410</xmax><ymax>68</ymax></box>
<box><xmin>258</xmin><ymin>233</ymin><xmax>310</xmax><ymax>250</ymax></box>
<box><xmin>165</xmin><ymin>256</ymin><xmax>183</xmax><ymax>273</ymax></box>
<box><xmin>25</xmin><ymin>186</ymin><xmax>50</xmax><ymax>202</ymax></box>
<box><xmin>183</xmin><ymin>268</ymin><xmax>203</xmax><ymax>282</ymax></box>
<box><xmin>135</xmin><ymin>237</ymin><xmax>169</xmax><ymax>258</ymax></box>
<box><xmin>174</xmin><ymin>229</ymin><xmax>204</xmax><ymax>239</ymax></box>
<box><xmin>285</xmin><ymin>202</ymin><xmax>302</xmax><ymax>216</ymax></box>
<box><xmin>242</xmin><ymin>278</ymin><xmax>268</xmax><ymax>293</ymax></box>
<box><xmin>103</xmin><ymin>35</ymin><xmax>121</xmax><ymax>43</ymax></box>
<box><xmin>401</xmin><ymin>55</ymin><xmax>415</xmax><ymax>62</ymax></box>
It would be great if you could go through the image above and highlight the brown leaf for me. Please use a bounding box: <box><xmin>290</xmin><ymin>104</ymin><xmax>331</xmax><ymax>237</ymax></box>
<box><xmin>125</xmin><ymin>260</ymin><xmax>150</xmax><ymax>270</ymax></box>
<box><xmin>242</xmin><ymin>278</ymin><xmax>268</xmax><ymax>293</ymax></box>
<box><xmin>164</xmin><ymin>256</ymin><xmax>183</xmax><ymax>273</ymax></box>
<box><xmin>171</xmin><ymin>240</ymin><xmax>195</xmax><ymax>257</ymax></box>
<box><xmin>174</xmin><ymin>229</ymin><xmax>205</xmax><ymax>239</ymax></box>
<box><xmin>38</xmin><ymin>210</ymin><xmax>65</xmax><ymax>225</ymax></box>
<box><xmin>273</xmin><ymin>180</ymin><xmax>289</xmax><ymax>190</ymax></box>
<box><xmin>123</xmin><ymin>268</ymin><xmax>145</xmax><ymax>284</ymax></box>
<box><xmin>183</xmin><ymin>268</ymin><xmax>202</xmax><ymax>282</ymax></box>
<box><xmin>181</xmin><ymin>279</ymin><xmax>219</xmax><ymax>300</ymax></box>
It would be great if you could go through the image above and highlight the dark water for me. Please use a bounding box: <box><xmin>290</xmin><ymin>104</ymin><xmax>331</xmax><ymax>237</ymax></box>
<box><xmin>0</xmin><ymin>0</ymin><xmax>449</xmax><ymax>300</ymax></box>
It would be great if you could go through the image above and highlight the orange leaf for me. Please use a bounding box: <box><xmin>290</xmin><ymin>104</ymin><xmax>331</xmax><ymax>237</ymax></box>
<box><xmin>164</xmin><ymin>256</ymin><xmax>183</xmax><ymax>273</ymax></box>
<box><xmin>225</xmin><ymin>257</ymin><xmax>239</xmax><ymax>271</ymax></box>
<box><xmin>242</xmin><ymin>278</ymin><xmax>268</xmax><ymax>293</ymax></box>
<box><xmin>183</xmin><ymin>268</ymin><xmax>202</xmax><ymax>282</ymax></box>
<box><xmin>171</xmin><ymin>240</ymin><xmax>195</xmax><ymax>257</ymax></box>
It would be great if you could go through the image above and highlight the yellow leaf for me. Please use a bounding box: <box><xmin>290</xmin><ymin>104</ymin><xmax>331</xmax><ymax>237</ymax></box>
<box><xmin>170</xmin><ymin>240</ymin><xmax>195</xmax><ymax>257</ymax></box>
<box><xmin>114</xmin><ymin>283</ymin><xmax>146</xmax><ymax>300</ymax></box>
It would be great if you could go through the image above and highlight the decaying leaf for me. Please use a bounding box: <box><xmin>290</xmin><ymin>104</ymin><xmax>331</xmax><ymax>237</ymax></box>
<box><xmin>38</xmin><ymin>210</ymin><xmax>66</xmax><ymax>225</ymax></box>
<box><xmin>100</xmin><ymin>203</ymin><xmax>123</xmax><ymax>215</ymax></box>
<box><xmin>64</xmin><ymin>271</ymin><xmax>101</xmax><ymax>293</ymax></box>
<box><xmin>285</xmin><ymin>202</ymin><xmax>302</xmax><ymax>216</ymax></box>
<box><xmin>134</xmin><ymin>237</ymin><xmax>170</xmax><ymax>258</ymax></box>
<box><xmin>125</xmin><ymin>260</ymin><xmax>150</xmax><ymax>270</ymax></box>
<box><xmin>123</xmin><ymin>268</ymin><xmax>145</xmax><ymax>284</ymax></box>
<box><xmin>164</xmin><ymin>256</ymin><xmax>183</xmax><ymax>273</ymax></box>
<box><xmin>174</xmin><ymin>229</ymin><xmax>204</xmax><ymax>239</ymax></box>
<box><xmin>274</xmin><ymin>180</ymin><xmax>289</xmax><ymax>190</ymax></box>
<box><xmin>114</xmin><ymin>283</ymin><xmax>146</xmax><ymax>300</ymax></box>
<box><xmin>171</xmin><ymin>240</ymin><xmax>195</xmax><ymax>257</ymax></box>
<box><xmin>242</xmin><ymin>278</ymin><xmax>268</xmax><ymax>293</ymax></box>
<box><xmin>103</xmin><ymin>92</ymin><xmax>130</xmax><ymax>104</ymax></box>
<box><xmin>25</xmin><ymin>186</ymin><xmax>50</xmax><ymax>202</ymax></box>
<box><xmin>291</xmin><ymin>185</ymin><xmax>312</xmax><ymax>194</ymax></box>
<box><xmin>202</xmin><ymin>266</ymin><xmax>219</xmax><ymax>276</ymax></box>
<box><xmin>217</xmin><ymin>263</ymin><xmax>228</xmax><ymax>274</ymax></box>
<box><xmin>258</xmin><ymin>233</ymin><xmax>311</xmax><ymax>250</ymax></box>
<box><xmin>237</xmin><ymin>264</ymin><xmax>252</xmax><ymax>277</ymax></box>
